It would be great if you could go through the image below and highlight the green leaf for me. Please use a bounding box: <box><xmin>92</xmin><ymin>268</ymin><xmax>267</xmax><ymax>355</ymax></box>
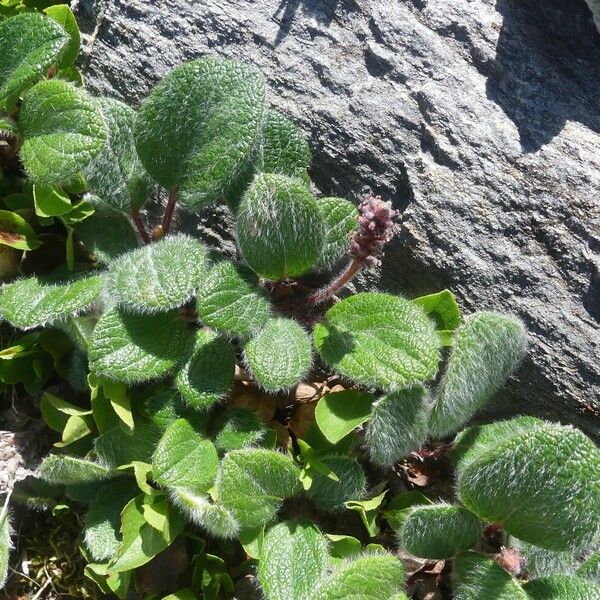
<box><xmin>89</xmin><ymin>308</ymin><xmax>192</xmax><ymax>384</ymax></box>
<box><xmin>217</xmin><ymin>448</ymin><xmax>301</xmax><ymax>529</ymax></box>
<box><xmin>0</xmin><ymin>12</ymin><xmax>69</xmax><ymax>104</ymax></box>
<box><xmin>0</xmin><ymin>274</ymin><xmax>103</xmax><ymax>329</ymax></box>
<box><xmin>152</xmin><ymin>419</ymin><xmax>219</xmax><ymax>492</ymax></box>
<box><xmin>459</xmin><ymin>422</ymin><xmax>600</xmax><ymax>551</ymax></box>
<box><xmin>163</xmin><ymin>590</ymin><xmax>198</xmax><ymax>600</ymax></box>
<box><xmin>214</xmin><ymin>407</ymin><xmax>265</xmax><ymax>453</ymax></box>
<box><xmin>364</xmin><ymin>386</ymin><xmax>429</xmax><ymax>467</ymax></box>
<box><xmin>84</xmin><ymin>563</ymin><xmax>131</xmax><ymax>599</ymax></box>
<box><xmin>60</xmin><ymin>199</ymin><xmax>95</xmax><ymax>226</ymax></box>
<box><xmin>43</xmin><ymin>4</ymin><xmax>80</xmax><ymax>68</ymax></box>
<box><xmin>94</xmin><ymin>423</ymin><xmax>159</xmax><ymax>468</ymax></box>
<box><xmin>344</xmin><ymin>490</ymin><xmax>388</xmax><ymax>538</ymax></box>
<box><xmin>108</xmin><ymin>234</ymin><xmax>206</xmax><ymax>313</ymax></box>
<box><xmin>452</xmin><ymin>552</ymin><xmax>527</xmax><ymax>600</ymax></box>
<box><xmin>258</xmin><ymin>520</ymin><xmax>329</xmax><ymax>600</ymax></box>
<box><xmin>33</xmin><ymin>183</ymin><xmax>72</xmax><ymax>217</ymax></box>
<box><xmin>307</xmin><ymin>455</ymin><xmax>366</xmax><ymax>511</ymax></box>
<box><xmin>85</xmin><ymin>97</ymin><xmax>153</xmax><ymax>211</ymax></box>
<box><xmin>311</xmin><ymin>553</ymin><xmax>406</xmax><ymax>600</ymax></box>
<box><xmin>171</xmin><ymin>488</ymin><xmax>239</xmax><ymax>539</ymax></box>
<box><xmin>74</xmin><ymin>196</ymin><xmax>138</xmax><ymax>263</ymax></box>
<box><xmin>315</xmin><ymin>197</ymin><xmax>358</xmax><ymax>270</ymax></box>
<box><xmin>175</xmin><ymin>329</ymin><xmax>235</xmax><ymax>410</ymax></box>
<box><xmin>0</xmin><ymin>209</ymin><xmax>39</xmax><ymax>250</ymax></box>
<box><xmin>135</xmin><ymin>58</ymin><xmax>265</xmax><ymax>210</ymax></box>
<box><xmin>428</xmin><ymin>312</ymin><xmax>526</xmax><ymax>437</ymax></box>
<box><xmin>109</xmin><ymin>494</ymin><xmax>185</xmax><ymax>572</ymax></box>
<box><xmin>101</xmin><ymin>379</ymin><xmax>133</xmax><ymax>429</ymax></box>
<box><xmin>577</xmin><ymin>550</ymin><xmax>600</xmax><ymax>583</ymax></box>
<box><xmin>523</xmin><ymin>575</ymin><xmax>600</xmax><ymax>600</ymax></box>
<box><xmin>237</xmin><ymin>173</ymin><xmax>324</xmax><ymax>280</ymax></box>
<box><xmin>244</xmin><ymin>317</ymin><xmax>312</xmax><ymax>392</ymax></box>
<box><xmin>40</xmin><ymin>392</ymin><xmax>93</xmax><ymax>447</ymax></box>
<box><xmin>0</xmin><ymin>113</ymin><xmax>18</xmax><ymax>138</ymax></box>
<box><xmin>142</xmin><ymin>388</ymin><xmax>183</xmax><ymax>430</ymax></box>
<box><xmin>314</xmin><ymin>390</ymin><xmax>374</xmax><ymax>445</ymax></box>
<box><xmin>19</xmin><ymin>79</ymin><xmax>106</xmax><ymax>183</ymax></box>
<box><xmin>0</xmin><ymin>500</ymin><xmax>10</xmax><ymax>589</ymax></box>
<box><xmin>383</xmin><ymin>491</ymin><xmax>433</xmax><ymax>531</ymax></box>
<box><xmin>39</xmin><ymin>454</ymin><xmax>116</xmax><ymax>485</ymax></box>
<box><xmin>196</xmin><ymin>261</ymin><xmax>270</xmax><ymax>338</ymax></box>
<box><xmin>400</xmin><ymin>504</ymin><xmax>480</xmax><ymax>559</ymax></box>
<box><xmin>313</xmin><ymin>292</ymin><xmax>441</xmax><ymax>390</ymax></box>
<box><xmin>326</xmin><ymin>534</ymin><xmax>362</xmax><ymax>561</ymax></box>
<box><xmin>412</xmin><ymin>289</ymin><xmax>461</xmax><ymax>345</ymax></box>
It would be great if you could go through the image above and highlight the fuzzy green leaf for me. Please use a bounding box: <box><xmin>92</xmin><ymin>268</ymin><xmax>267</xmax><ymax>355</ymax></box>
<box><xmin>244</xmin><ymin>317</ymin><xmax>312</xmax><ymax>392</ymax></box>
<box><xmin>459</xmin><ymin>422</ymin><xmax>600</xmax><ymax>551</ymax></box>
<box><xmin>94</xmin><ymin>423</ymin><xmax>159</xmax><ymax>468</ymax></box>
<box><xmin>311</xmin><ymin>554</ymin><xmax>406</xmax><ymax>600</ymax></box>
<box><xmin>428</xmin><ymin>312</ymin><xmax>526</xmax><ymax>437</ymax></box>
<box><xmin>217</xmin><ymin>449</ymin><xmax>301</xmax><ymax>529</ymax></box>
<box><xmin>196</xmin><ymin>261</ymin><xmax>270</xmax><ymax>337</ymax></box>
<box><xmin>237</xmin><ymin>173</ymin><xmax>324</xmax><ymax>280</ymax></box>
<box><xmin>400</xmin><ymin>504</ymin><xmax>480</xmax><ymax>559</ymax></box>
<box><xmin>0</xmin><ymin>275</ymin><xmax>103</xmax><ymax>330</ymax></box>
<box><xmin>43</xmin><ymin>4</ymin><xmax>80</xmax><ymax>68</ymax></box>
<box><xmin>0</xmin><ymin>12</ymin><xmax>69</xmax><ymax>104</ymax></box>
<box><xmin>0</xmin><ymin>209</ymin><xmax>40</xmax><ymax>250</ymax></box>
<box><xmin>258</xmin><ymin>520</ymin><xmax>329</xmax><ymax>600</ymax></box>
<box><xmin>135</xmin><ymin>58</ymin><xmax>265</xmax><ymax>210</ymax></box>
<box><xmin>577</xmin><ymin>551</ymin><xmax>600</xmax><ymax>583</ymax></box>
<box><xmin>307</xmin><ymin>455</ymin><xmax>366</xmax><ymax>511</ymax></box>
<box><xmin>412</xmin><ymin>289</ymin><xmax>461</xmax><ymax>345</ymax></box>
<box><xmin>19</xmin><ymin>79</ymin><xmax>106</xmax><ymax>183</ymax></box>
<box><xmin>108</xmin><ymin>234</ymin><xmax>206</xmax><ymax>313</ymax></box>
<box><xmin>175</xmin><ymin>329</ymin><xmax>235</xmax><ymax>410</ymax></box>
<box><xmin>85</xmin><ymin>97</ymin><xmax>153</xmax><ymax>211</ymax></box>
<box><xmin>523</xmin><ymin>575</ymin><xmax>599</xmax><ymax>599</ymax></box>
<box><xmin>365</xmin><ymin>386</ymin><xmax>429</xmax><ymax>467</ymax></box>
<box><xmin>109</xmin><ymin>493</ymin><xmax>185</xmax><ymax>573</ymax></box>
<box><xmin>453</xmin><ymin>552</ymin><xmax>527</xmax><ymax>600</ymax></box>
<box><xmin>0</xmin><ymin>502</ymin><xmax>10</xmax><ymax>589</ymax></box>
<box><xmin>89</xmin><ymin>308</ymin><xmax>192</xmax><ymax>384</ymax></box>
<box><xmin>214</xmin><ymin>407</ymin><xmax>265</xmax><ymax>453</ymax></box>
<box><xmin>314</xmin><ymin>390</ymin><xmax>374</xmax><ymax>445</ymax></box>
<box><xmin>152</xmin><ymin>419</ymin><xmax>219</xmax><ymax>492</ymax></box>
<box><xmin>384</xmin><ymin>491</ymin><xmax>433</xmax><ymax>531</ymax></box>
<box><xmin>39</xmin><ymin>454</ymin><xmax>116</xmax><ymax>485</ymax></box>
<box><xmin>313</xmin><ymin>292</ymin><xmax>441</xmax><ymax>390</ymax></box>
<box><xmin>315</xmin><ymin>197</ymin><xmax>358</xmax><ymax>270</ymax></box>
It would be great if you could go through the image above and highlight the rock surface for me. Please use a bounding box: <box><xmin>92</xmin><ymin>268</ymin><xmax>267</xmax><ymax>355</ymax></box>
<box><xmin>72</xmin><ymin>0</ymin><xmax>600</xmax><ymax>438</ymax></box>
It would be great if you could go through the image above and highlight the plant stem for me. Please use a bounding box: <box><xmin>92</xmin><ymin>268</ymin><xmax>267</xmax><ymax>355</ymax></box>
<box><xmin>130</xmin><ymin>204</ymin><xmax>150</xmax><ymax>244</ymax></box>
<box><xmin>162</xmin><ymin>188</ymin><xmax>178</xmax><ymax>235</ymax></box>
<box><xmin>307</xmin><ymin>258</ymin><xmax>363</xmax><ymax>305</ymax></box>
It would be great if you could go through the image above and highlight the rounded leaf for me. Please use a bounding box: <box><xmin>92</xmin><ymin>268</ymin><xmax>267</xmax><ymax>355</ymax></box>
<box><xmin>315</xmin><ymin>197</ymin><xmax>358</xmax><ymax>270</ymax></box>
<box><xmin>107</xmin><ymin>234</ymin><xmax>207</xmax><ymax>313</ymax></box>
<box><xmin>237</xmin><ymin>173</ymin><xmax>324</xmax><ymax>280</ymax></box>
<box><xmin>0</xmin><ymin>209</ymin><xmax>40</xmax><ymax>250</ymax></box>
<box><xmin>313</xmin><ymin>292</ymin><xmax>441</xmax><ymax>390</ymax></box>
<box><xmin>307</xmin><ymin>455</ymin><xmax>366</xmax><ymax>511</ymax></box>
<box><xmin>135</xmin><ymin>58</ymin><xmax>265</xmax><ymax>209</ymax></box>
<box><xmin>523</xmin><ymin>575</ymin><xmax>600</xmax><ymax>600</ymax></box>
<box><xmin>214</xmin><ymin>407</ymin><xmax>266</xmax><ymax>453</ymax></box>
<box><xmin>244</xmin><ymin>317</ymin><xmax>312</xmax><ymax>392</ymax></box>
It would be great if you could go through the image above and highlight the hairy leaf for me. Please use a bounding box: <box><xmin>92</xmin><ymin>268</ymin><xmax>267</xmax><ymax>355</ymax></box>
<box><xmin>108</xmin><ymin>234</ymin><xmax>207</xmax><ymax>313</ymax></box>
<box><xmin>244</xmin><ymin>317</ymin><xmax>312</xmax><ymax>392</ymax></box>
<box><xmin>365</xmin><ymin>386</ymin><xmax>429</xmax><ymax>467</ymax></box>
<box><xmin>0</xmin><ymin>12</ymin><xmax>69</xmax><ymax>104</ymax></box>
<box><xmin>135</xmin><ymin>58</ymin><xmax>265</xmax><ymax>209</ymax></box>
<box><xmin>196</xmin><ymin>261</ymin><xmax>270</xmax><ymax>337</ymax></box>
<box><xmin>523</xmin><ymin>575</ymin><xmax>600</xmax><ymax>600</ymax></box>
<box><xmin>313</xmin><ymin>292</ymin><xmax>441</xmax><ymax>390</ymax></box>
<box><xmin>85</xmin><ymin>97</ymin><xmax>153</xmax><ymax>211</ymax></box>
<box><xmin>0</xmin><ymin>209</ymin><xmax>40</xmax><ymax>250</ymax></box>
<box><xmin>459</xmin><ymin>422</ymin><xmax>600</xmax><ymax>551</ymax></box>
<box><xmin>237</xmin><ymin>173</ymin><xmax>324</xmax><ymax>280</ymax></box>
<box><xmin>307</xmin><ymin>456</ymin><xmax>366</xmax><ymax>511</ymax></box>
<box><xmin>577</xmin><ymin>550</ymin><xmax>600</xmax><ymax>583</ymax></box>
<box><xmin>152</xmin><ymin>419</ymin><xmax>218</xmax><ymax>492</ymax></box>
<box><xmin>0</xmin><ymin>502</ymin><xmax>10</xmax><ymax>589</ymax></box>
<box><xmin>214</xmin><ymin>407</ymin><xmax>265</xmax><ymax>453</ymax></box>
<box><xmin>0</xmin><ymin>275</ymin><xmax>103</xmax><ymax>330</ymax></box>
<box><xmin>39</xmin><ymin>454</ymin><xmax>116</xmax><ymax>485</ymax></box>
<box><xmin>412</xmin><ymin>289</ymin><xmax>461</xmax><ymax>345</ymax></box>
<box><xmin>315</xmin><ymin>197</ymin><xmax>358</xmax><ymax>270</ymax></box>
<box><xmin>175</xmin><ymin>329</ymin><xmax>235</xmax><ymax>410</ymax></box>
<box><xmin>400</xmin><ymin>504</ymin><xmax>480</xmax><ymax>559</ymax></box>
<box><xmin>94</xmin><ymin>423</ymin><xmax>160</xmax><ymax>468</ymax></box>
<box><xmin>428</xmin><ymin>312</ymin><xmax>526</xmax><ymax>437</ymax></box>
<box><xmin>19</xmin><ymin>79</ymin><xmax>106</xmax><ymax>183</ymax></box>
<box><xmin>89</xmin><ymin>308</ymin><xmax>192</xmax><ymax>383</ymax></box>
<box><xmin>258</xmin><ymin>520</ymin><xmax>329</xmax><ymax>600</ymax></box>
<box><xmin>217</xmin><ymin>449</ymin><xmax>301</xmax><ymax>529</ymax></box>
<box><xmin>315</xmin><ymin>389</ymin><xmax>374</xmax><ymax>445</ymax></box>
<box><xmin>43</xmin><ymin>4</ymin><xmax>80</xmax><ymax>68</ymax></box>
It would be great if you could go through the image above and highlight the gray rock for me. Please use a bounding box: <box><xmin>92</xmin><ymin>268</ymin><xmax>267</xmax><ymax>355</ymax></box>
<box><xmin>73</xmin><ymin>0</ymin><xmax>600</xmax><ymax>439</ymax></box>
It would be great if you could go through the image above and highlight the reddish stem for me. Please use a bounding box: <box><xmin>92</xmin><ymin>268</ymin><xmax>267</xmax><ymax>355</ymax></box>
<box><xmin>162</xmin><ymin>188</ymin><xmax>178</xmax><ymax>235</ymax></box>
<box><xmin>307</xmin><ymin>258</ymin><xmax>363</xmax><ymax>305</ymax></box>
<box><xmin>131</xmin><ymin>204</ymin><xmax>150</xmax><ymax>244</ymax></box>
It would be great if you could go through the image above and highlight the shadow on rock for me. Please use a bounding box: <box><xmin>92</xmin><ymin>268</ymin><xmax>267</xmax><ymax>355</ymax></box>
<box><xmin>273</xmin><ymin>0</ymin><xmax>346</xmax><ymax>44</ymax></box>
<box><xmin>487</xmin><ymin>0</ymin><xmax>600</xmax><ymax>152</ymax></box>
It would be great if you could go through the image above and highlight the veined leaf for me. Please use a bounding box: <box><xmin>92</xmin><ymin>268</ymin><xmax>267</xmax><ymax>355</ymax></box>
<box><xmin>19</xmin><ymin>79</ymin><xmax>106</xmax><ymax>183</ymax></box>
<box><xmin>196</xmin><ymin>261</ymin><xmax>270</xmax><ymax>337</ymax></box>
<box><xmin>237</xmin><ymin>173</ymin><xmax>324</xmax><ymax>280</ymax></box>
<box><xmin>89</xmin><ymin>308</ymin><xmax>192</xmax><ymax>384</ymax></box>
<box><xmin>214</xmin><ymin>407</ymin><xmax>265</xmax><ymax>453</ymax></box>
<box><xmin>258</xmin><ymin>520</ymin><xmax>329</xmax><ymax>600</ymax></box>
<box><xmin>576</xmin><ymin>550</ymin><xmax>600</xmax><ymax>583</ymax></box>
<box><xmin>0</xmin><ymin>275</ymin><xmax>103</xmax><ymax>330</ymax></box>
<box><xmin>107</xmin><ymin>234</ymin><xmax>207</xmax><ymax>313</ymax></box>
<box><xmin>94</xmin><ymin>422</ymin><xmax>160</xmax><ymax>468</ymax></box>
<box><xmin>135</xmin><ymin>58</ymin><xmax>265</xmax><ymax>210</ymax></box>
<box><xmin>313</xmin><ymin>292</ymin><xmax>441</xmax><ymax>390</ymax></box>
<box><xmin>307</xmin><ymin>455</ymin><xmax>366</xmax><ymax>511</ymax></box>
<box><xmin>523</xmin><ymin>575</ymin><xmax>600</xmax><ymax>599</ymax></box>
<box><xmin>315</xmin><ymin>197</ymin><xmax>358</xmax><ymax>270</ymax></box>
<box><xmin>39</xmin><ymin>454</ymin><xmax>116</xmax><ymax>485</ymax></box>
<box><xmin>0</xmin><ymin>12</ymin><xmax>69</xmax><ymax>104</ymax></box>
<box><xmin>43</xmin><ymin>4</ymin><xmax>80</xmax><ymax>68</ymax></box>
<box><xmin>244</xmin><ymin>317</ymin><xmax>312</xmax><ymax>392</ymax></box>
<box><xmin>0</xmin><ymin>209</ymin><xmax>40</xmax><ymax>250</ymax></box>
